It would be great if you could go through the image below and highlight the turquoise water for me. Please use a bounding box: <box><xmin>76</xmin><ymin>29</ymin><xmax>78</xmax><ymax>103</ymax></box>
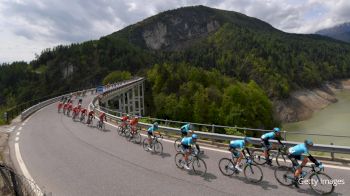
<box><xmin>283</xmin><ymin>90</ymin><xmax>350</xmax><ymax>146</ymax></box>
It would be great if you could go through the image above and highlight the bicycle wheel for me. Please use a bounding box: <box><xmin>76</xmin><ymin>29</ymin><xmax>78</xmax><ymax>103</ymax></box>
<box><xmin>133</xmin><ymin>133</ymin><xmax>142</xmax><ymax>144</ymax></box>
<box><xmin>153</xmin><ymin>141</ymin><xmax>163</xmax><ymax>154</ymax></box>
<box><xmin>175</xmin><ymin>153</ymin><xmax>185</xmax><ymax>169</ymax></box>
<box><xmin>142</xmin><ymin>138</ymin><xmax>150</xmax><ymax>151</ymax></box>
<box><xmin>174</xmin><ymin>138</ymin><xmax>182</xmax><ymax>152</ymax></box>
<box><xmin>218</xmin><ymin>158</ymin><xmax>235</xmax><ymax>176</ymax></box>
<box><xmin>251</xmin><ymin>150</ymin><xmax>267</xmax><ymax>165</ymax></box>
<box><xmin>244</xmin><ymin>164</ymin><xmax>263</xmax><ymax>183</ymax></box>
<box><xmin>117</xmin><ymin>126</ymin><xmax>124</xmax><ymax>136</ymax></box>
<box><xmin>276</xmin><ymin>153</ymin><xmax>288</xmax><ymax>167</ymax></box>
<box><xmin>192</xmin><ymin>157</ymin><xmax>207</xmax><ymax>176</ymax></box>
<box><xmin>274</xmin><ymin>166</ymin><xmax>294</xmax><ymax>186</ymax></box>
<box><xmin>309</xmin><ymin>172</ymin><xmax>335</xmax><ymax>195</ymax></box>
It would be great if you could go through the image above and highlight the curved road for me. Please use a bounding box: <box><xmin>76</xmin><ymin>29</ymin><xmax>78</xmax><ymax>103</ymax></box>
<box><xmin>8</xmin><ymin>95</ymin><xmax>350</xmax><ymax>195</ymax></box>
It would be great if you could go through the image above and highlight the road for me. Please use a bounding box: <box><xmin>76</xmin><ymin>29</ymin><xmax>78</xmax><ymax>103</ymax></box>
<box><xmin>8</xmin><ymin>94</ymin><xmax>350</xmax><ymax>195</ymax></box>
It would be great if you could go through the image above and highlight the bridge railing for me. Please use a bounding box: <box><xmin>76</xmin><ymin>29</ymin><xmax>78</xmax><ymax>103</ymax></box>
<box><xmin>90</xmin><ymin>78</ymin><xmax>350</xmax><ymax>159</ymax></box>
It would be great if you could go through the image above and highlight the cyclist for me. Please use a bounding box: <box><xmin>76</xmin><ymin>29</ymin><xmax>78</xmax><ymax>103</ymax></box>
<box><xmin>181</xmin><ymin>134</ymin><xmax>199</xmax><ymax>170</ymax></box>
<box><xmin>87</xmin><ymin>110</ymin><xmax>95</xmax><ymax>125</ymax></box>
<box><xmin>228</xmin><ymin>137</ymin><xmax>252</xmax><ymax>172</ymax></box>
<box><xmin>261</xmin><ymin>127</ymin><xmax>284</xmax><ymax>165</ymax></box>
<box><xmin>129</xmin><ymin>116</ymin><xmax>139</xmax><ymax>136</ymax></box>
<box><xmin>180</xmin><ymin>123</ymin><xmax>193</xmax><ymax>137</ymax></box>
<box><xmin>72</xmin><ymin>106</ymin><xmax>80</xmax><ymax>119</ymax></box>
<box><xmin>147</xmin><ymin>122</ymin><xmax>159</xmax><ymax>151</ymax></box>
<box><xmin>80</xmin><ymin>108</ymin><xmax>87</xmax><ymax>120</ymax></box>
<box><xmin>121</xmin><ymin>114</ymin><xmax>130</xmax><ymax>128</ymax></box>
<box><xmin>57</xmin><ymin>101</ymin><xmax>64</xmax><ymax>112</ymax></box>
<box><xmin>67</xmin><ymin>101</ymin><xmax>73</xmax><ymax>115</ymax></box>
<box><xmin>98</xmin><ymin>112</ymin><xmax>107</xmax><ymax>127</ymax></box>
<box><xmin>288</xmin><ymin>139</ymin><xmax>323</xmax><ymax>188</ymax></box>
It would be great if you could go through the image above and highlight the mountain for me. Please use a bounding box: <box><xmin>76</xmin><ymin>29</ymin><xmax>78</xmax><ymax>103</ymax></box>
<box><xmin>316</xmin><ymin>22</ymin><xmax>350</xmax><ymax>43</ymax></box>
<box><xmin>2</xmin><ymin>5</ymin><xmax>350</xmax><ymax>127</ymax></box>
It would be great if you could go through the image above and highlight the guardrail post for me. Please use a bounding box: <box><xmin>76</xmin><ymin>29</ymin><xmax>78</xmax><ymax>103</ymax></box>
<box><xmin>211</xmin><ymin>124</ymin><xmax>215</xmax><ymax>144</ymax></box>
<box><xmin>283</xmin><ymin>131</ymin><xmax>287</xmax><ymax>141</ymax></box>
<box><xmin>330</xmin><ymin>142</ymin><xmax>335</xmax><ymax>161</ymax></box>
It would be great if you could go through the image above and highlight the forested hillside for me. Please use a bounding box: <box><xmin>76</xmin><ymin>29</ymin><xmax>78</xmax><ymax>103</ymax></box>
<box><xmin>2</xmin><ymin>5</ymin><xmax>350</xmax><ymax>128</ymax></box>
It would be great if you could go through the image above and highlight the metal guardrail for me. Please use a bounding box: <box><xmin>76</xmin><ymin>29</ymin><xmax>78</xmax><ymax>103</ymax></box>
<box><xmin>91</xmin><ymin>79</ymin><xmax>350</xmax><ymax>158</ymax></box>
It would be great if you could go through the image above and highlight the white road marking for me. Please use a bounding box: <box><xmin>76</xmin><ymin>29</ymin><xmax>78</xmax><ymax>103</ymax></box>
<box><xmin>22</xmin><ymin>122</ymin><xmax>26</xmax><ymax>126</ymax></box>
<box><xmin>103</xmin><ymin>121</ymin><xmax>350</xmax><ymax>171</ymax></box>
<box><xmin>14</xmin><ymin>142</ymin><xmax>43</xmax><ymax>195</ymax></box>
<box><xmin>18</xmin><ymin>127</ymin><xmax>23</xmax><ymax>131</ymax></box>
<box><xmin>16</xmin><ymin>132</ymin><xmax>20</xmax><ymax>136</ymax></box>
<box><xmin>15</xmin><ymin>137</ymin><xmax>19</xmax><ymax>142</ymax></box>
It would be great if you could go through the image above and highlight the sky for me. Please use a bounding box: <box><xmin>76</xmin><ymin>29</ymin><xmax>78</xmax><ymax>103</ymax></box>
<box><xmin>0</xmin><ymin>0</ymin><xmax>350</xmax><ymax>63</ymax></box>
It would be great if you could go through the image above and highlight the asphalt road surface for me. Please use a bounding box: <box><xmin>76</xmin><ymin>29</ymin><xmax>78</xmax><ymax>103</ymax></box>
<box><xmin>8</xmin><ymin>95</ymin><xmax>350</xmax><ymax>196</ymax></box>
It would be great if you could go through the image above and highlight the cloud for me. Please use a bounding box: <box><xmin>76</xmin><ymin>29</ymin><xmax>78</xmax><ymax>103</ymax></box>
<box><xmin>1</xmin><ymin>0</ymin><xmax>350</xmax><ymax>62</ymax></box>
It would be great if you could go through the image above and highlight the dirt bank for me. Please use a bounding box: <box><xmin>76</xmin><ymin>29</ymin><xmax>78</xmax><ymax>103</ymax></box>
<box><xmin>274</xmin><ymin>79</ymin><xmax>350</xmax><ymax>123</ymax></box>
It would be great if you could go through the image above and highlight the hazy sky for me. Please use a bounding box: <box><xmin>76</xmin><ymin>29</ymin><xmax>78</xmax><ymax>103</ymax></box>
<box><xmin>1</xmin><ymin>0</ymin><xmax>349</xmax><ymax>63</ymax></box>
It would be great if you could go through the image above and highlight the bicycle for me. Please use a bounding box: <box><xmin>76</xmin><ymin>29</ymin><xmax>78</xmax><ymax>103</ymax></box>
<box><xmin>72</xmin><ymin>111</ymin><xmax>79</xmax><ymax>121</ymax></box>
<box><xmin>274</xmin><ymin>163</ymin><xmax>335</xmax><ymax>195</ymax></box>
<box><xmin>175</xmin><ymin>146</ymin><xmax>207</xmax><ymax>176</ymax></box>
<box><xmin>86</xmin><ymin>116</ymin><xmax>94</xmax><ymax>127</ymax></box>
<box><xmin>142</xmin><ymin>134</ymin><xmax>163</xmax><ymax>154</ymax></box>
<box><xmin>96</xmin><ymin>120</ymin><xmax>105</xmax><ymax>131</ymax></box>
<box><xmin>252</xmin><ymin>145</ymin><xmax>288</xmax><ymax>166</ymax></box>
<box><xmin>218</xmin><ymin>151</ymin><xmax>263</xmax><ymax>183</ymax></box>
<box><xmin>80</xmin><ymin>113</ymin><xmax>86</xmax><ymax>123</ymax></box>
<box><xmin>117</xmin><ymin>123</ymin><xmax>130</xmax><ymax>137</ymax></box>
<box><xmin>126</xmin><ymin>126</ymin><xmax>142</xmax><ymax>144</ymax></box>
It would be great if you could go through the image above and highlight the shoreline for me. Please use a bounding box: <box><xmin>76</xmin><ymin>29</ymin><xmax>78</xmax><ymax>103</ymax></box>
<box><xmin>274</xmin><ymin>79</ymin><xmax>350</xmax><ymax>123</ymax></box>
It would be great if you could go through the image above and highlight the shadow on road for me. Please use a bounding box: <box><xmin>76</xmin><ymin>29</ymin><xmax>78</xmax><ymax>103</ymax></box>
<box><xmin>150</xmin><ymin>152</ymin><xmax>172</xmax><ymax>159</ymax></box>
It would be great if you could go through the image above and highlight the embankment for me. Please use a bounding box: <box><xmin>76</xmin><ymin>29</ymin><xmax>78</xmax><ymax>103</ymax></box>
<box><xmin>274</xmin><ymin>79</ymin><xmax>350</xmax><ymax>123</ymax></box>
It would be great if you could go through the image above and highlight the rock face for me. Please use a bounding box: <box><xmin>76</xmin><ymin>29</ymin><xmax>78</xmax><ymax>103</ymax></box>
<box><xmin>274</xmin><ymin>79</ymin><xmax>350</xmax><ymax>123</ymax></box>
<box><xmin>142</xmin><ymin>17</ymin><xmax>220</xmax><ymax>50</ymax></box>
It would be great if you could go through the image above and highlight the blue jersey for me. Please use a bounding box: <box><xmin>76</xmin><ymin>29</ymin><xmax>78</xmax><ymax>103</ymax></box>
<box><xmin>261</xmin><ymin>132</ymin><xmax>276</xmax><ymax>141</ymax></box>
<box><xmin>147</xmin><ymin>125</ymin><xmax>158</xmax><ymax>133</ymax></box>
<box><xmin>181</xmin><ymin>124</ymin><xmax>191</xmax><ymax>133</ymax></box>
<box><xmin>289</xmin><ymin>143</ymin><xmax>309</xmax><ymax>156</ymax></box>
<box><xmin>181</xmin><ymin>137</ymin><xmax>195</xmax><ymax>146</ymax></box>
<box><xmin>229</xmin><ymin>140</ymin><xmax>245</xmax><ymax>150</ymax></box>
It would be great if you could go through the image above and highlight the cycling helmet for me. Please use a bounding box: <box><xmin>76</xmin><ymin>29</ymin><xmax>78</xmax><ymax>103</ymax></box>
<box><xmin>192</xmin><ymin>134</ymin><xmax>198</xmax><ymax>139</ymax></box>
<box><xmin>273</xmin><ymin>127</ymin><xmax>281</xmax><ymax>133</ymax></box>
<box><xmin>153</xmin><ymin>122</ymin><xmax>158</xmax><ymax>128</ymax></box>
<box><xmin>244</xmin><ymin>137</ymin><xmax>252</xmax><ymax>143</ymax></box>
<box><xmin>304</xmin><ymin>139</ymin><xmax>313</xmax><ymax>146</ymax></box>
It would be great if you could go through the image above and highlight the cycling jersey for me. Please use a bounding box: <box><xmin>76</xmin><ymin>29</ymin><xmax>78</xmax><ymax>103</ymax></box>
<box><xmin>180</xmin><ymin>124</ymin><xmax>191</xmax><ymax>134</ymax></box>
<box><xmin>229</xmin><ymin>140</ymin><xmax>245</xmax><ymax>150</ymax></box>
<box><xmin>147</xmin><ymin>125</ymin><xmax>158</xmax><ymax>134</ymax></box>
<box><xmin>121</xmin><ymin>116</ymin><xmax>129</xmax><ymax>122</ymax></box>
<box><xmin>129</xmin><ymin>118</ymin><xmax>138</xmax><ymax>126</ymax></box>
<box><xmin>88</xmin><ymin>111</ymin><xmax>94</xmax><ymax>116</ymax></box>
<box><xmin>99</xmin><ymin>113</ymin><xmax>106</xmax><ymax>122</ymax></box>
<box><xmin>181</xmin><ymin>137</ymin><xmax>195</xmax><ymax>146</ymax></box>
<box><xmin>289</xmin><ymin>143</ymin><xmax>309</xmax><ymax>156</ymax></box>
<box><xmin>261</xmin><ymin>132</ymin><xmax>277</xmax><ymax>140</ymax></box>
<box><xmin>80</xmin><ymin>108</ymin><xmax>87</xmax><ymax>114</ymax></box>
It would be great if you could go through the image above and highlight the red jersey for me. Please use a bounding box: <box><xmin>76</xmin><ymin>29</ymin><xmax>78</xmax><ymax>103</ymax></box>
<box><xmin>121</xmin><ymin>116</ymin><xmax>129</xmax><ymax>122</ymax></box>
<box><xmin>80</xmin><ymin>108</ymin><xmax>87</xmax><ymax>114</ymax></box>
<box><xmin>129</xmin><ymin>118</ymin><xmax>138</xmax><ymax>126</ymax></box>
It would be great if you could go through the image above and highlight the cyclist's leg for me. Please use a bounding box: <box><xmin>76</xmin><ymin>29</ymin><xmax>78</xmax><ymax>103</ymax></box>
<box><xmin>148</xmin><ymin>132</ymin><xmax>152</xmax><ymax>145</ymax></box>
<box><xmin>295</xmin><ymin>156</ymin><xmax>308</xmax><ymax>177</ymax></box>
